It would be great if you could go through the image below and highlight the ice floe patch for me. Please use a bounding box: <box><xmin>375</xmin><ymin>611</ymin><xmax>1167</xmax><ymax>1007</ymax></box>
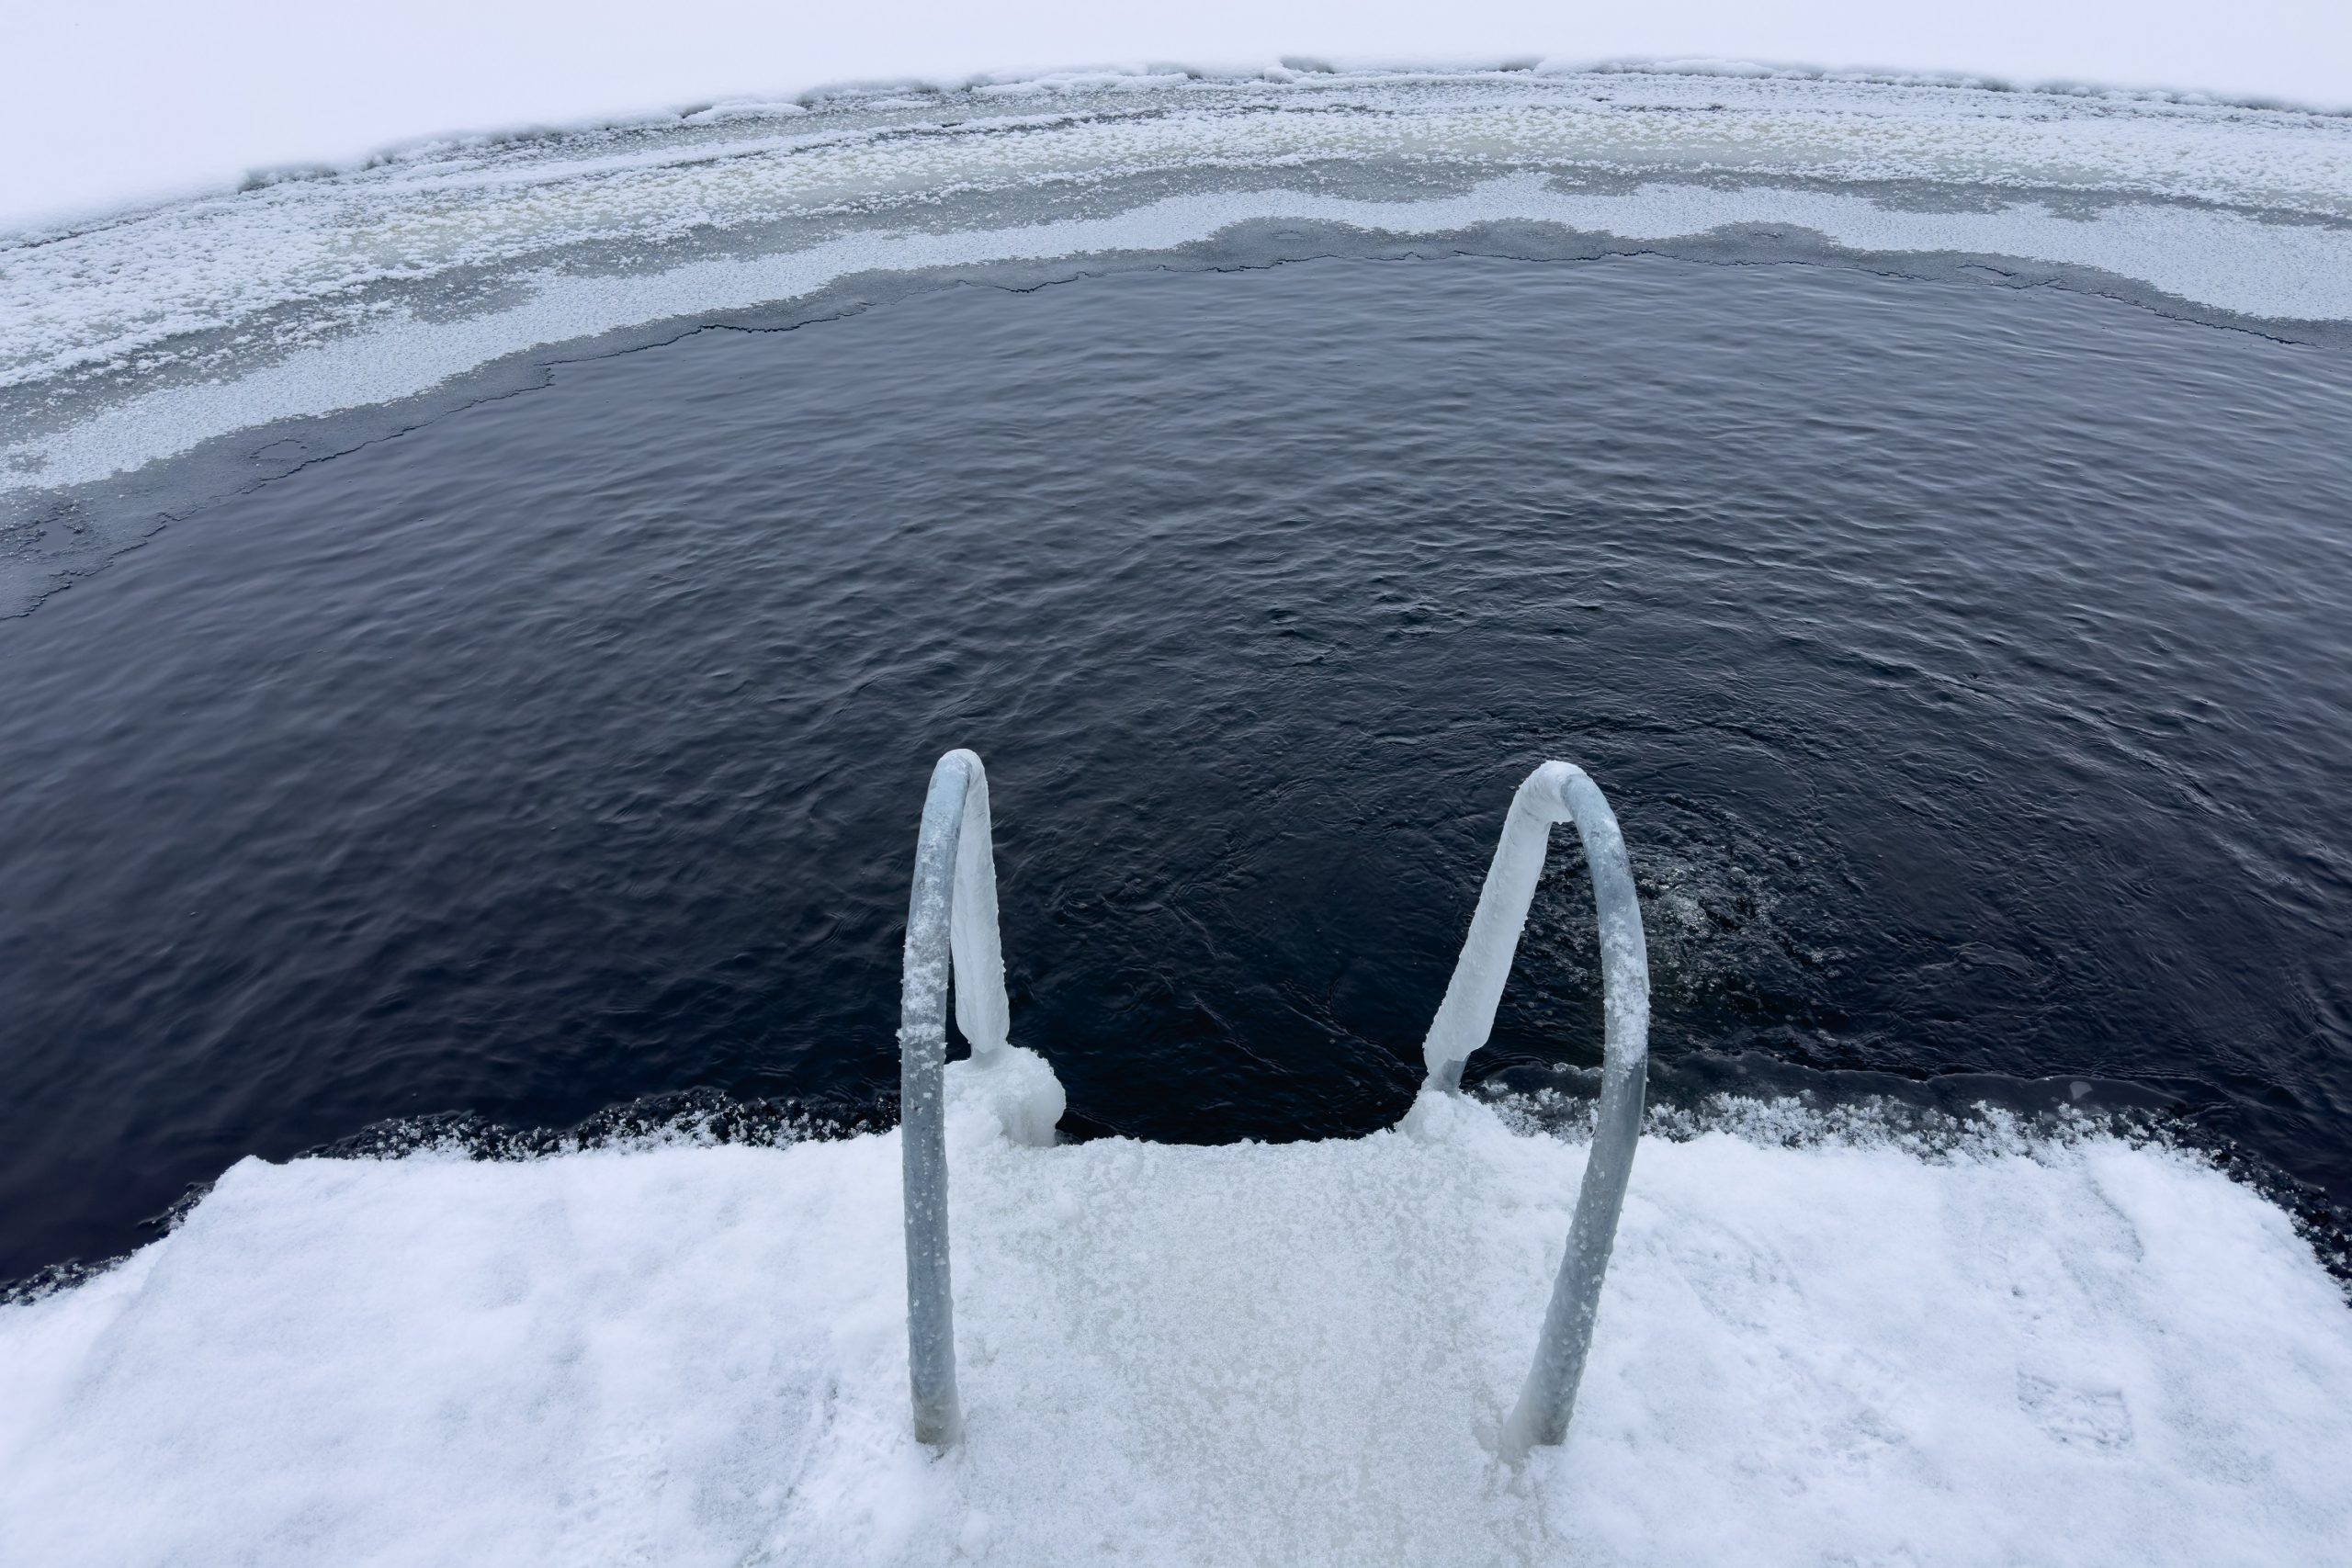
<box><xmin>8</xmin><ymin>175</ymin><xmax>2351</xmax><ymax>507</ymax></box>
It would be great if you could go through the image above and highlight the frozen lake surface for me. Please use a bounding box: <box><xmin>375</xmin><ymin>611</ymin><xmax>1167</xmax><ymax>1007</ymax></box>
<box><xmin>9</xmin><ymin>71</ymin><xmax>2351</xmax><ymax>573</ymax></box>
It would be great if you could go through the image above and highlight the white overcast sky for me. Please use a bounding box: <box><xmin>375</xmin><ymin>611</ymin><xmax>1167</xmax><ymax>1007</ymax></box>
<box><xmin>3</xmin><ymin>1</ymin><xmax>2348</xmax><ymax>230</ymax></box>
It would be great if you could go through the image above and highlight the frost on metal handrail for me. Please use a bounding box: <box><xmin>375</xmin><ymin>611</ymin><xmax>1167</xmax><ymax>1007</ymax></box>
<box><xmin>1420</xmin><ymin>761</ymin><xmax>1652</xmax><ymax>1461</ymax></box>
<box><xmin>899</xmin><ymin>747</ymin><xmax>1012</xmax><ymax>1450</ymax></box>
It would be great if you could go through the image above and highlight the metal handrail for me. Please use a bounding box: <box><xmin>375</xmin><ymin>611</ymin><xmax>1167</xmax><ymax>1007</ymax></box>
<box><xmin>1419</xmin><ymin>761</ymin><xmax>1651</xmax><ymax>1461</ymax></box>
<box><xmin>898</xmin><ymin>747</ymin><xmax>1012</xmax><ymax>1450</ymax></box>
<box><xmin>894</xmin><ymin>750</ymin><xmax>1647</xmax><ymax>1461</ymax></box>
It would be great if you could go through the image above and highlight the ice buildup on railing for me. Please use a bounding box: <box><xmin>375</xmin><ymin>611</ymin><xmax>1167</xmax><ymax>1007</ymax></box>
<box><xmin>899</xmin><ymin>748</ymin><xmax>1062</xmax><ymax>1449</ymax></box>
<box><xmin>1418</xmin><ymin>760</ymin><xmax>1651</xmax><ymax>1461</ymax></box>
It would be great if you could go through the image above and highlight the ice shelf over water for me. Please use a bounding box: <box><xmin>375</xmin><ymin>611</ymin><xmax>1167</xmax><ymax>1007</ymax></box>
<box><xmin>6</xmin><ymin>70</ymin><xmax>2351</xmax><ymax>510</ymax></box>
<box><xmin>5</xmin><ymin>1064</ymin><xmax>2348</xmax><ymax>1567</ymax></box>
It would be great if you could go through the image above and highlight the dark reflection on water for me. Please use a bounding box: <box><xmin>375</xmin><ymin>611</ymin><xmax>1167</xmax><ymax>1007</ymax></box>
<box><xmin>5</xmin><ymin>254</ymin><xmax>2351</xmax><ymax>1283</ymax></box>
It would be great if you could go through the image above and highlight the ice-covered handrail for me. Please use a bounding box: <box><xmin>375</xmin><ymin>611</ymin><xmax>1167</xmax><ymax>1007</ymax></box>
<box><xmin>899</xmin><ymin>747</ymin><xmax>1013</xmax><ymax>1450</ymax></box>
<box><xmin>1419</xmin><ymin>761</ymin><xmax>1651</xmax><ymax>1461</ymax></box>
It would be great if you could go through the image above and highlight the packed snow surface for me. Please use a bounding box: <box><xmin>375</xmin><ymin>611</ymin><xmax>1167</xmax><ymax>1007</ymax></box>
<box><xmin>6</xmin><ymin>1065</ymin><xmax>2347</xmax><ymax>1567</ymax></box>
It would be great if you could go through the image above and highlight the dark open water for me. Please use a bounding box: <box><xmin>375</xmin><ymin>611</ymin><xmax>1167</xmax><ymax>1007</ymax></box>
<box><xmin>6</xmin><ymin>254</ymin><xmax>2351</xmax><ymax>1286</ymax></box>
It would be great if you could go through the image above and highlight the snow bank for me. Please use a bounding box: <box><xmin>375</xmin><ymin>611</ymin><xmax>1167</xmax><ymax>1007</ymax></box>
<box><xmin>6</xmin><ymin>1079</ymin><xmax>2346</xmax><ymax>1566</ymax></box>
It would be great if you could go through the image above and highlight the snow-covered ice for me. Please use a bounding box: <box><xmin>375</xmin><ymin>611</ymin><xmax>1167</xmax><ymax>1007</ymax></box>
<box><xmin>6</xmin><ymin>1064</ymin><xmax>2347</xmax><ymax>1566</ymax></box>
<box><xmin>7</xmin><ymin>3</ymin><xmax>2348</xmax><ymax>233</ymax></box>
<box><xmin>6</xmin><ymin>70</ymin><xmax>2350</xmax><ymax>519</ymax></box>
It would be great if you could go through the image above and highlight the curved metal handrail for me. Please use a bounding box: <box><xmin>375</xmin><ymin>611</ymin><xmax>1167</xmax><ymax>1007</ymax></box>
<box><xmin>895</xmin><ymin>750</ymin><xmax>1645</xmax><ymax>1458</ymax></box>
<box><xmin>1419</xmin><ymin>761</ymin><xmax>1651</xmax><ymax>1461</ymax></box>
<box><xmin>899</xmin><ymin>747</ymin><xmax>1012</xmax><ymax>1450</ymax></box>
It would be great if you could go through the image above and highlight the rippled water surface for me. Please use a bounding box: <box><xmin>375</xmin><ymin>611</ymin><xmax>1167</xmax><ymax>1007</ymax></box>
<box><xmin>5</xmin><ymin>254</ymin><xmax>2351</xmax><ymax>1283</ymax></box>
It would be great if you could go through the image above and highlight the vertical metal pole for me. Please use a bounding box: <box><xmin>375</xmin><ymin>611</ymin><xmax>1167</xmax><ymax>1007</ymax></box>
<box><xmin>1419</xmin><ymin>762</ymin><xmax>1652</xmax><ymax>1461</ymax></box>
<box><xmin>899</xmin><ymin>747</ymin><xmax>1010</xmax><ymax>1450</ymax></box>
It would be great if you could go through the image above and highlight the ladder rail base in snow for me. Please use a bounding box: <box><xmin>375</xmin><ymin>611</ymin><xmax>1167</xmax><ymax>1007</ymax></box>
<box><xmin>1419</xmin><ymin>761</ymin><xmax>1653</xmax><ymax>1461</ymax></box>
<box><xmin>898</xmin><ymin>748</ymin><xmax>1012</xmax><ymax>1450</ymax></box>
